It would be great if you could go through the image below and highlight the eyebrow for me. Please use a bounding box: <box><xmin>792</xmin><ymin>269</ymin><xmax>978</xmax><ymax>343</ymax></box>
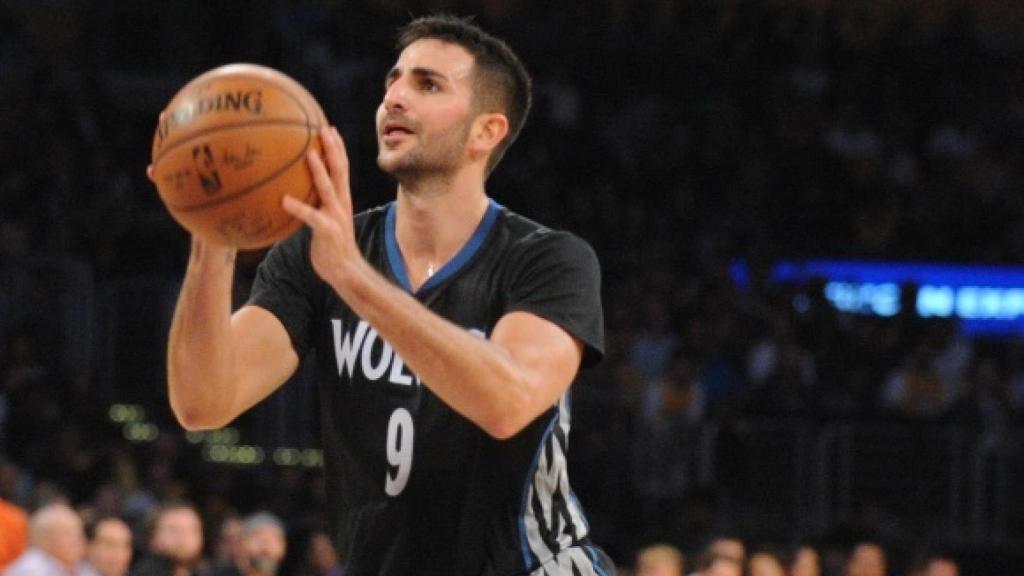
<box><xmin>385</xmin><ymin>66</ymin><xmax>450</xmax><ymax>86</ymax></box>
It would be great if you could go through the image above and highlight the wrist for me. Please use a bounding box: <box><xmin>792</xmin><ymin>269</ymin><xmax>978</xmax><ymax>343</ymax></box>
<box><xmin>189</xmin><ymin>237</ymin><xmax>237</xmax><ymax>271</ymax></box>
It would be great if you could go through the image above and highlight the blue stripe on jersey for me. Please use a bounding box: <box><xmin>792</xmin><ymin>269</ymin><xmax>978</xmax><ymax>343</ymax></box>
<box><xmin>384</xmin><ymin>199</ymin><xmax>501</xmax><ymax>294</ymax></box>
<box><xmin>519</xmin><ymin>411</ymin><xmax>560</xmax><ymax>570</ymax></box>
<box><xmin>585</xmin><ymin>544</ymin><xmax>610</xmax><ymax>576</ymax></box>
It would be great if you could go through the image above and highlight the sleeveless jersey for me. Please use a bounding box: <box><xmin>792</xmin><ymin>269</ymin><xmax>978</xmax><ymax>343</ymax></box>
<box><xmin>248</xmin><ymin>199</ymin><xmax>613</xmax><ymax>576</ymax></box>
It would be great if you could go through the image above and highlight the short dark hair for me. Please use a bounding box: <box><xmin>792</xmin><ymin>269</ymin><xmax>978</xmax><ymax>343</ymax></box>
<box><xmin>397</xmin><ymin>14</ymin><xmax>532</xmax><ymax>175</ymax></box>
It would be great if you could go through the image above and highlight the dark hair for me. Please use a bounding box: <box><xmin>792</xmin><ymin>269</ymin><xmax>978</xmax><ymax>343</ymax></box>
<box><xmin>396</xmin><ymin>14</ymin><xmax>532</xmax><ymax>175</ymax></box>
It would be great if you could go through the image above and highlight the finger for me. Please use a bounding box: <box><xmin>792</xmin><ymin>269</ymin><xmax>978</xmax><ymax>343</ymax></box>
<box><xmin>322</xmin><ymin>127</ymin><xmax>353</xmax><ymax>214</ymax></box>
<box><xmin>282</xmin><ymin>194</ymin><xmax>329</xmax><ymax>228</ymax></box>
<box><xmin>306</xmin><ymin>148</ymin><xmax>339</xmax><ymax>213</ymax></box>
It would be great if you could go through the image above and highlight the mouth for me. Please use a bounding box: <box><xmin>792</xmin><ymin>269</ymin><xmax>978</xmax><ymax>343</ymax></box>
<box><xmin>382</xmin><ymin>122</ymin><xmax>415</xmax><ymax>142</ymax></box>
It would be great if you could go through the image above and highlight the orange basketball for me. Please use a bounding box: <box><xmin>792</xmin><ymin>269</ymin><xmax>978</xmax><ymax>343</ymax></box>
<box><xmin>151</xmin><ymin>64</ymin><xmax>327</xmax><ymax>250</ymax></box>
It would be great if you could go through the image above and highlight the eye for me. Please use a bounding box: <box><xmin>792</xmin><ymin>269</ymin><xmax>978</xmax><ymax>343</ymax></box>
<box><xmin>421</xmin><ymin>78</ymin><xmax>440</xmax><ymax>93</ymax></box>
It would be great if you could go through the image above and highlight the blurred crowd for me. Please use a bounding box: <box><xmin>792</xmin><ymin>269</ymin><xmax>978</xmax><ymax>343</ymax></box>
<box><xmin>2</xmin><ymin>0</ymin><xmax>1024</xmax><ymax>574</ymax></box>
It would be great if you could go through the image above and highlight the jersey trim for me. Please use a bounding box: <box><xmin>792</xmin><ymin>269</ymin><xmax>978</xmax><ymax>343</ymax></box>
<box><xmin>384</xmin><ymin>198</ymin><xmax>502</xmax><ymax>294</ymax></box>
<box><xmin>519</xmin><ymin>394</ymin><xmax>592</xmax><ymax>574</ymax></box>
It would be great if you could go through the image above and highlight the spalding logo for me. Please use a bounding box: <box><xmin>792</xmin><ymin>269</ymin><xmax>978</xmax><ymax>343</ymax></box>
<box><xmin>155</xmin><ymin>89</ymin><xmax>263</xmax><ymax>150</ymax></box>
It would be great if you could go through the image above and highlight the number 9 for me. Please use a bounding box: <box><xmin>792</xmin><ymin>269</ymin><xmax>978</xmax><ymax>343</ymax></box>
<box><xmin>385</xmin><ymin>407</ymin><xmax>414</xmax><ymax>496</ymax></box>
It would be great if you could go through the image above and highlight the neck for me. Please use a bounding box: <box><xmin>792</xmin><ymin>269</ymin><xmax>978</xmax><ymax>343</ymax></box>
<box><xmin>394</xmin><ymin>168</ymin><xmax>489</xmax><ymax>289</ymax></box>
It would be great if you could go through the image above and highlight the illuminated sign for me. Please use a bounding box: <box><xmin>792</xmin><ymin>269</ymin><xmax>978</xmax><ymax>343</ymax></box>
<box><xmin>732</xmin><ymin>260</ymin><xmax>1024</xmax><ymax>337</ymax></box>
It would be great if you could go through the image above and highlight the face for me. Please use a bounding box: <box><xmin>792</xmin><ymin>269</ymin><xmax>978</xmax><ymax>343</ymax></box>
<box><xmin>216</xmin><ymin>517</ymin><xmax>243</xmax><ymax>563</ymax></box>
<box><xmin>151</xmin><ymin>507</ymin><xmax>203</xmax><ymax>565</ymax></box>
<box><xmin>924</xmin><ymin>560</ymin><xmax>958</xmax><ymax>576</ymax></box>
<box><xmin>42</xmin><ymin>508</ymin><xmax>87</xmax><ymax>568</ymax></box>
<box><xmin>88</xmin><ymin>519</ymin><xmax>133</xmax><ymax>576</ymax></box>
<box><xmin>710</xmin><ymin>539</ymin><xmax>746</xmax><ymax>565</ymax></box>
<box><xmin>376</xmin><ymin>38</ymin><xmax>478</xmax><ymax>179</ymax></box>
<box><xmin>241</xmin><ymin>525</ymin><xmax>286</xmax><ymax>575</ymax></box>
<box><xmin>705</xmin><ymin>557</ymin><xmax>743</xmax><ymax>576</ymax></box>
<box><xmin>791</xmin><ymin>547</ymin><xmax>821</xmax><ymax>576</ymax></box>
<box><xmin>748</xmin><ymin>553</ymin><xmax>786</xmax><ymax>576</ymax></box>
<box><xmin>309</xmin><ymin>532</ymin><xmax>339</xmax><ymax>572</ymax></box>
<box><xmin>846</xmin><ymin>544</ymin><xmax>886</xmax><ymax>576</ymax></box>
<box><xmin>636</xmin><ymin>557</ymin><xmax>683</xmax><ymax>576</ymax></box>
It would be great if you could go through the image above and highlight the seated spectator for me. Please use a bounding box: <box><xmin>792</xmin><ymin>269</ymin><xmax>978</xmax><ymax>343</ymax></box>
<box><xmin>85</xmin><ymin>517</ymin><xmax>133</xmax><ymax>576</ymax></box>
<box><xmin>747</xmin><ymin>548</ymin><xmax>787</xmax><ymax>576</ymax></box>
<box><xmin>131</xmin><ymin>501</ymin><xmax>203</xmax><ymax>576</ymax></box>
<box><xmin>906</xmin><ymin>551</ymin><xmax>958</xmax><ymax>576</ymax></box>
<box><xmin>845</xmin><ymin>542</ymin><xmax>887</xmax><ymax>576</ymax></box>
<box><xmin>635</xmin><ymin>543</ymin><xmax>685</xmax><ymax>576</ymax></box>
<box><xmin>4</xmin><ymin>502</ymin><xmax>97</xmax><ymax>576</ymax></box>
<box><xmin>786</xmin><ymin>544</ymin><xmax>821</xmax><ymax>576</ymax></box>
<box><xmin>305</xmin><ymin>530</ymin><xmax>344</xmax><ymax>576</ymax></box>
<box><xmin>204</xmin><ymin>512</ymin><xmax>286</xmax><ymax>576</ymax></box>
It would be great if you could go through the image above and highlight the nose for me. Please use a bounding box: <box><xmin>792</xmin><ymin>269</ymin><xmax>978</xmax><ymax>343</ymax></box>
<box><xmin>382</xmin><ymin>77</ymin><xmax>408</xmax><ymax>112</ymax></box>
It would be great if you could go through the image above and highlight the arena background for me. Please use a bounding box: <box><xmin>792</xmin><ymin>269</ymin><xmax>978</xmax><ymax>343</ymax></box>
<box><xmin>2</xmin><ymin>0</ymin><xmax>1024</xmax><ymax>574</ymax></box>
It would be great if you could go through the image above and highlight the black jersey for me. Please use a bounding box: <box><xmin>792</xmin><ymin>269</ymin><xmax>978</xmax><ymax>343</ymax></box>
<box><xmin>248</xmin><ymin>199</ymin><xmax>612</xmax><ymax>576</ymax></box>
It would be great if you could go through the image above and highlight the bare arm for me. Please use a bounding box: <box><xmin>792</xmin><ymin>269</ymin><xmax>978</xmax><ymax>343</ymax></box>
<box><xmin>282</xmin><ymin>129</ymin><xmax>586</xmax><ymax>438</ymax></box>
<box><xmin>167</xmin><ymin>239</ymin><xmax>299</xmax><ymax>430</ymax></box>
<box><xmin>338</xmin><ymin>257</ymin><xmax>581</xmax><ymax>438</ymax></box>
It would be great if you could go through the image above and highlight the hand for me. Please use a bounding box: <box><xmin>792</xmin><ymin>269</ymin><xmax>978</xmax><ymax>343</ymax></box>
<box><xmin>282</xmin><ymin>127</ymin><xmax>361</xmax><ymax>290</ymax></box>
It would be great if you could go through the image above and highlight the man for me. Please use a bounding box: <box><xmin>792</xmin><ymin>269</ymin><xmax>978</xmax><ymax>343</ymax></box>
<box><xmin>132</xmin><ymin>502</ymin><xmax>203</xmax><ymax>576</ymax></box>
<box><xmin>162</xmin><ymin>14</ymin><xmax>608</xmax><ymax>576</ymax></box>
<box><xmin>845</xmin><ymin>542</ymin><xmax>886</xmax><ymax>576</ymax></box>
<box><xmin>85</xmin><ymin>517</ymin><xmax>133</xmax><ymax>576</ymax></box>
<box><xmin>635</xmin><ymin>544</ymin><xmax>684</xmax><ymax>576</ymax></box>
<box><xmin>205</xmin><ymin>512</ymin><xmax>286</xmax><ymax>576</ymax></box>
<box><xmin>4</xmin><ymin>502</ymin><xmax>97</xmax><ymax>576</ymax></box>
<box><xmin>305</xmin><ymin>530</ymin><xmax>344</xmax><ymax>576</ymax></box>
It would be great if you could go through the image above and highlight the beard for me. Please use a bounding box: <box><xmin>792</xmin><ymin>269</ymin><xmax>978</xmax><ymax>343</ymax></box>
<box><xmin>377</xmin><ymin>116</ymin><xmax>471</xmax><ymax>183</ymax></box>
<box><xmin>247</xmin><ymin>555</ymin><xmax>280</xmax><ymax>575</ymax></box>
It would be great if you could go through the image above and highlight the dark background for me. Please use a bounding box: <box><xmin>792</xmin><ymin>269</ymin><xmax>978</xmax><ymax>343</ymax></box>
<box><xmin>2</xmin><ymin>0</ymin><xmax>1024</xmax><ymax>574</ymax></box>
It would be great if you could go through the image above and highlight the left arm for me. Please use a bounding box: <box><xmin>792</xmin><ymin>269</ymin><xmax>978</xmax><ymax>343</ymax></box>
<box><xmin>283</xmin><ymin>128</ymin><xmax>587</xmax><ymax>439</ymax></box>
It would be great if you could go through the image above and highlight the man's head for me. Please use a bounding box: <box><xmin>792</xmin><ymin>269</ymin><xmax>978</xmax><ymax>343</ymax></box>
<box><xmin>237</xmin><ymin>512</ymin><xmax>286</xmax><ymax>576</ymax></box>
<box><xmin>376</xmin><ymin>14</ymin><xmax>531</xmax><ymax>180</ymax></box>
<box><xmin>846</xmin><ymin>542</ymin><xmax>887</xmax><ymax>576</ymax></box>
<box><xmin>635</xmin><ymin>543</ymin><xmax>684</xmax><ymax>576</ymax></box>
<box><xmin>148</xmin><ymin>501</ymin><xmax>203</xmax><ymax>567</ymax></box>
<box><xmin>920</xmin><ymin>554</ymin><xmax>959</xmax><ymax>576</ymax></box>
<box><xmin>86</xmin><ymin>517</ymin><xmax>133</xmax><ymax>576</ymax></box>
<box><xmin>29</xmin><ymin>502</ymin><xmax>86</xmax><ymax>568</ymax></box>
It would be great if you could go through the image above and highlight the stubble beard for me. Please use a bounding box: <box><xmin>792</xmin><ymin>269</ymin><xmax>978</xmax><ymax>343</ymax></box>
<box><xmin>377</xmin><ymin>120</ymin><xmax>471</xmax><ymax>187</ymax></box>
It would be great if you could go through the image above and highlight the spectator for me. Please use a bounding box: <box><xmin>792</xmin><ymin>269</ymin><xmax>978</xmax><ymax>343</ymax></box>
<box><xmin>305</xmin><ymin>530</ymin><xmax>344</xmax><ymax>576</ymax></box>
<box><xmin>204</xmin><ymin>512</ymin><xmax>286</xmax><ymax>576</ymax></box>
<box><xmin>748</xmin><ymin>549</ymin><xmax>787</xmax><ymax>576</ymax></box>
<box><xmin>85</xmin><ymin>517</ymin><xmax>133</xmax><ymax>576</ymax></box>
<box><xmin>635</xmin><ymin>543</ymin><xmax>685</xmax><ymax>576</ymax></box>
<box><xmin>845</xmin><ymin>542</ymin><xmax>887</xmax><ymax>576</ymax></box>
<box><xmin>210</xmin><ymin>516</ymin><xmax>242</xmax><ymax>572</ymax></box>
<box><xmin>0</xmin><ymin>496</ymin><xmax>28</xmax><ymax>570</ymax></box>
<box><xmin>919</xmin><ymin>555</ymin><xmax>958</xmax><ymax>576</ymax></box>
<box><xmin>132</xmin><ymin>501</ymin><xmax>203</xmax><ymax>576</ymax></box>
<box><xmin>4</xmin><ymin>502</ymin><xmax>97</xmax><ymax>576</ymax></box>
<box><xmin>787</xmin><ymin>545</ymin><xmax>821</xmax><ymax>576</ymax></box>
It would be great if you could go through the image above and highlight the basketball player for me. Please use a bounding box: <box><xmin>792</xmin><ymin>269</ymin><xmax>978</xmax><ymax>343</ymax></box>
<box><xmin>164</xmin><ymin>15</ymin><xmax>611</xmax><ymax>576</ymax></box>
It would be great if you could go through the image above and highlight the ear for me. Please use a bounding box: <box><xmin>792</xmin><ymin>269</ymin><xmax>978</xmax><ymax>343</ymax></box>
<box><xmin>468</xmin><ymin>112</ymin><xmax>509</xmax><ymax>160</ymax></box>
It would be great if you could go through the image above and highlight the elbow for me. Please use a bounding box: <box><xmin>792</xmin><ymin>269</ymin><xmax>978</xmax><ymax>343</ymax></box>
<box><xmin>483</xmin><ymin>416</ymin><xmax>527</xmax><ymax>440</ymax></box>
<box><xmin>480</xmin><ymin>381</ymin><xmax>535</xmax><ymax>440</ymax></box>
<box><xmin>173</xmin><ymin>407</ymin><xmax>228</xmax><ymax>432</ymax></box>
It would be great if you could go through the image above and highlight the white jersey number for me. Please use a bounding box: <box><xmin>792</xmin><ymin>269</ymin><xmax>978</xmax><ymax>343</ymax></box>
<box><xmin>384</xmin><ymin>407</ymin><xmax>414</xmax><ymax>496</ymax></box>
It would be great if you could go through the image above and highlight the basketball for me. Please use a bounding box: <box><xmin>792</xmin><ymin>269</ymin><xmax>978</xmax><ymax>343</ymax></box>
<box><xmin>150</xmin><ymin>63</ymin><xmax>327</xmax><ymax>250</ymax></box>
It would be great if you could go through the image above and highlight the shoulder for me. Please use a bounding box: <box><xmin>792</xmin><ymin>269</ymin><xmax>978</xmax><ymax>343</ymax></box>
<box><xmin>497</xmin><ymin>206</ymin><xmax>600</xmax><ymax>272</ymax></box>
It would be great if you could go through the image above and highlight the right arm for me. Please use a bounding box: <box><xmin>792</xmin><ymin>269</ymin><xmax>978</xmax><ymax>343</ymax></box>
<box><xmin>167</xmin><ymin>239</ymin><xmax>299</xmax><ymax>430</ymax></box>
